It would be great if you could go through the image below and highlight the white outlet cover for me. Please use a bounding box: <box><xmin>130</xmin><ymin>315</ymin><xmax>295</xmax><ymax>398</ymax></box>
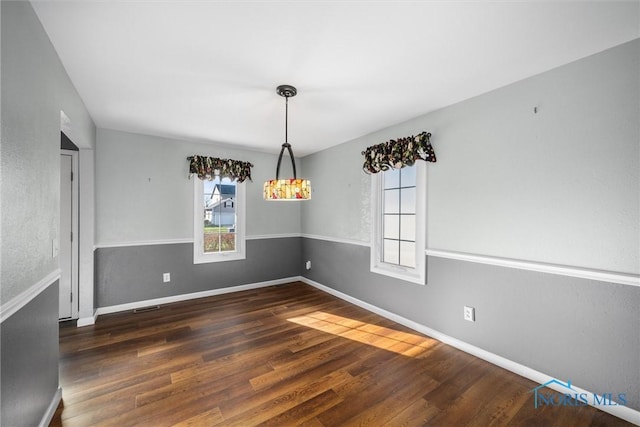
<box><xmin>163</xmin><ymin>273</ymin><xmax>171</xmax><ymax>283</ymax></box>
<box><xmin>464</xmin><ymin>306</ymin><xmax>475</xmax><ymax>322</ymax></box>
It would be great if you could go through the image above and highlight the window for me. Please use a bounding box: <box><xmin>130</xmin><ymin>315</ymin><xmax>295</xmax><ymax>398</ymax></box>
<box><xmin>370</xmin><ymin>163</ymin><xmax>426</xmax><ymax>284</ymax></box>
<box><xmin>193</xmin><ymin>176</ymin><xmax>245</xmax><ymax>263</ymax></box>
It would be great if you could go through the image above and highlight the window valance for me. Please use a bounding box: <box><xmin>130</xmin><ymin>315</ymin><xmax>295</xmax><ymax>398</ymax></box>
<box><xmin>188</xmin><ymin>155</ymin><xmax>253</xmax><ymax>183</ymax></box>
<box><xmin>361</xmin><ymin>131</ymin><xmax>436</xmax><ymax>174</ymax></box>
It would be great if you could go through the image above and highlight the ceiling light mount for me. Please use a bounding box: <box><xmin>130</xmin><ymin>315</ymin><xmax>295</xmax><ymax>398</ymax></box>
<box><xmin>276</xmin><ymin>84</ymin><xmax>297</xmax><ymax>98</ymax></box>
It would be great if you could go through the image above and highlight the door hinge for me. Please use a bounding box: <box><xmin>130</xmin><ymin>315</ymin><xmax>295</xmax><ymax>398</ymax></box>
<box><xmin>71</xmin><ymin>171</ymin><xmax>74</xmax><ymax>182</ymax></box>
<box><xmin>70</xmin><ymin>292</ymin><xmax>73</xmax><ymax>302</ymax></box>
<box><xmin>70</xmin><ymin>231</ymin><xmax>73</xmax><ymax>242</ymax></box>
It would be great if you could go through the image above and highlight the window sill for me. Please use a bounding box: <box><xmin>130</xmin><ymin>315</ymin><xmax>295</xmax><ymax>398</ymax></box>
<box><xmin>193</xmin><ymin>250</ymin><xmax>246</xmax><ymax>264</ymax></box>
<box><xmin>370</xmin><ymin>262</ymin><xmax>425</xmax><ymax>285</ymax></box>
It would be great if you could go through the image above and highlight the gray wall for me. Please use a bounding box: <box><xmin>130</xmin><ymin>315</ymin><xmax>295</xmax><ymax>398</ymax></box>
<box><xmin>96</xmin><ymin>128</ymin><xmax>302</xmax><ymax>245</ymax></box>
<box><xmin>1</xmin><ymin>0</ymin><xmax>95</xmax><ymax>303</ymax></box>
<box><xmin>1</xmin><ymin>283</ymin><xmax>60</xmax><ymax>427</ymax></box>
<box><xmin>302</xmin><ymin>39</ymin><xmax>639</xmax><ymax>274</ymax></box>
<box><xmin>94</xmin><ymin>129</ymin><xmax>305</xmax><ymax>308</ymax></box>
<box><xmin>300</xmin><ymin>40</ymin><xmax>640</xmax><ymax>410</ymax></box>
<box><xmin>1</xmin><ymin>1</ymin><xmax>96</xmax><ymax>425</ymax></box>
<box><xmin>96</xmin><ymin>238</ymin><xmax>302</xmax><ymax>307</ymax></box>
<box><xmin>302</xmin><ymin>239</ymin><xmax>640</xmax><ymax>409</ymax></box>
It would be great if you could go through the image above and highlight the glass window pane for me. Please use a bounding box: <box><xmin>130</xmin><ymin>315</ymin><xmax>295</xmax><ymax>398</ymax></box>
<box><xmin>400</xmin><ymin>166</ymin><xmax>416</xmax><ymax>187</ymax></box>
<box><xmin>383</xmin><ymin>168</ymin><xmax>400</xmax><ymax>189</ymax></box>
<box><xmin>384</xmin><ymin>189</ymin><xmax>399</xmax><ymax>214</ymax></box>
<box><xmin>400</xmin><ymin>187</ymin><xmax>416</xmax><ymax>214</ymax></box>
<box><xmin>204</xmin><ymin>230</ymin><xmax>219</xmax><ymax>253</ymax></box>
<box><xmin>221</xmin><ymin>232</ymin><xmax>236</xmax><ymax>251</ymax></box>
<box><xmin>383</xmin><ymin>239</ymin><xmax>399</xmax><ymax>264</ymax></box>
<box><xmin>203</xmin><ymin>178</ymin><xmax>217</xmax><ymax>195</ymax></box>
<box><xmin>383</xmin><ymin>215</ymin><xmax>399</xmax><ymax>239</ymax></box>
<box><xmin>400</xmin><ymin>215</ymin><xmax>415</xmax><ymax>241</ymax></box>
<box><xmin>211</xmin><ymin>204</ymin><xmax>221</xmax><ymax>227</ymax></box>
<box><xmin>204</xmin><ymin>179</ymin><xmax>218</xmax><ymax>211</ymax></box>
<box><xmin>400</xmin><ymin>241</ymin><xmax>416</xmax><ymax>268</ymax></box>
<box><xmin>203</xmin><ymin>176</ymin><xmax>238</xmax><ymax>254</ymax></box>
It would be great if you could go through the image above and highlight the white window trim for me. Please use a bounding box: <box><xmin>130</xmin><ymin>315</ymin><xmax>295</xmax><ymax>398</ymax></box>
<box><xmin>370</xmin><ymin>162</ymin><xmax>426</xmax><ymax>284</ymax></box>
<box><xmin>193</xmin><ymin>178</ymin><xmax>246</xmax><ymax>264</ymax></box>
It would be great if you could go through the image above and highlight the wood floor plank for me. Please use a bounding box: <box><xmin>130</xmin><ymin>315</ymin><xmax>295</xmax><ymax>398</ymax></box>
<box><xmin>464</xmin><ymin>370</ymin><xmax>532</xmax><ymax>426</ymax></box>
<box><xmin>297</xmin><ymin>416</ymin><xmax>326</xmax><ymax>427</ymax></box>
<box><xmin>169</xmin><ymin>344</ymin><xmax>287</xmax><ymax>385</ymax></box>
<box><xmin>250</xmin><ymin>338</ymin><xmax>361</xmax><ymax>391</ymax></box>
<box><xmin>218</xmin><ymin>359</ymin><xmax>358</xmax><ymax>421</ymax></box>
<box><xmin>258</xmin><ymin>389</ymin><xmax>343</xmax><ymax>427</ymax></box>
<box><xmin>170</xmin><ymin>407</ymin><xmax>225</xmax><ymax>427</ymax></box>
<box><xmin>382</xmin><ymin>398</ymin><xmax>441</xmax><ymax>427</ymax></box>
<box><xmin>338</xmin><ymin>373</ymin><xmax>440</xmax><ymax>427</ymax></box>
<box><xmin>316</xmin><ymin>352</ymin><xmax>440</xmax><ymax>426</ymax></box>
<box><xmin>50</xmin><ymin>282</ymin><xmax>635</xmax><ymax>427</ymax></box>
<box><xmin>426</xmin><ymin>365</ymin><xmax>517</xmax><ymax>425</ymax></box>
<box><xmin>218</xmin><ymin>370</ymin><xmax>353</xmax><ymax>426</ymax></box>
<box><xmin>61</xmin><ymin>352</ymin><xmax>203</xmax><ymax>400</ymax></box>
<box><xmin>135</xmin><ymin>363</ymin><xmax>272</xmax><ymax>408</ymax></box>
<box><xmin>59</xmin><ymin>374</ymin><xmax>171</xmax><ymax>420</ymax></box>
<box><xmin>97</xmin><ymin>379</ymin><xmax>252</xmax><ymax>426</ymax></box>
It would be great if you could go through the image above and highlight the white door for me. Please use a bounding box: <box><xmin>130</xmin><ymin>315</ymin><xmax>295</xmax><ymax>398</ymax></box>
<box><xmin>59</xmin><ymin>152</ymin><xmax>78</xmax><ymax>319</ymax></box>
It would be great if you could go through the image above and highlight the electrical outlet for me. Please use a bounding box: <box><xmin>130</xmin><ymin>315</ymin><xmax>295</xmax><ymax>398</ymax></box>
<box><xmin>463</xmin><ymin>306</ymin><xmax>475</xmax><ymax>322</ymax></box>
<box><xmin>305</xmin><ymin>260</ymin><xmax>312</xmax><ymax>270</ymax></box>
<box><xmin>163</xmin><ymin>273</ymin><xmax>171</xmax><ymax>283</ymax></box>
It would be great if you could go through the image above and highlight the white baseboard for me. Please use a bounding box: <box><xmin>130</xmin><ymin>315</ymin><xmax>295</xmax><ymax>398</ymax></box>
<box><xmin>76</xmin><ymin>312</ymin><xmax>97</xmax><ymax>327</ymax></box>
<box><xmin>39</xmin><ymin>387</ymin><xmax>62</xmax><ymax>427</ymax></box>
<box><xmin>95</xmin><ymin>277</ymin><xmax>301</xmax><ymax>317</ymax></box>
<box><xmin>299</xmin><ymin>277</ymin><xmax>640</xmax><ymax>426</ymax></box>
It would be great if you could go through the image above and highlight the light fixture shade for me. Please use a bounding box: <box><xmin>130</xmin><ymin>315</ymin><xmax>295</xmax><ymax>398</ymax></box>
<box><xmin>264</xmin><ymin>178</ymin><xmax>311</xmax><ymax>200</ymax></box>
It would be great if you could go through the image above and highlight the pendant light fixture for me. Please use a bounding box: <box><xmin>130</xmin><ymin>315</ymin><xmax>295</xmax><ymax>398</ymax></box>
<box><xmin>263</xmin><ymin>85</ymin><xmax>311</xmax><ymax>200</ymax></box>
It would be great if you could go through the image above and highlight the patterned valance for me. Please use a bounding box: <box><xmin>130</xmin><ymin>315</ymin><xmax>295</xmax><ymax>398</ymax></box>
<box><xmin>362</xmin><ymin>131</ymin><xmax>436</xmax><ymax>174</ymax></box>
<box><xmin>188</xmin><ymin>155</ymin><xmax>253</xmax><ymax>183</ymax></box>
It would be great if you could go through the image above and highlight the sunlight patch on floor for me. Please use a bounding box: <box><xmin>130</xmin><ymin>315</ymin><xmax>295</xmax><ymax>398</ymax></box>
<box><xmin>287</xmin><ymin>311</ymin><xmax>438</xmax><ymax>357</ymax></box>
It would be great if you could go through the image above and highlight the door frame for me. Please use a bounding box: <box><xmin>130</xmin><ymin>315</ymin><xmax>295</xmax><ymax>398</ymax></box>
<box><xmin>61</xmin><ymin>149</ymin><xmax>79</xmax><ymax>320</ymax></box>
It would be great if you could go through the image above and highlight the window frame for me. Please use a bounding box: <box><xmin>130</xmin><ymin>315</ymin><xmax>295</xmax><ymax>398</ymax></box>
<box><xmin>370</xmin><ymin>162</ymin><xmax>426</xmax><ymax>284</ymax></box>
<box><xmin>193</xmin><ymin>177</ymin><xmax>246</xmax><ymax>264</ymax></box>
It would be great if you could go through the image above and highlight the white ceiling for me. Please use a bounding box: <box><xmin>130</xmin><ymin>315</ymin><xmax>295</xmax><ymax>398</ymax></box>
<box><xmin>32</xmin><ymin>1</ymin><xmax>639</xmax><ymax>156</ymax></box>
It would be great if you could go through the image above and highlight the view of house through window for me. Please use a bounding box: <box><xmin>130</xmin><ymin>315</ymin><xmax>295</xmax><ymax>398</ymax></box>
<box><xmin>382</xmin><ymin>166</ymin><xmax>417</xmax><ymax>267</ymax></box>
<box><xmin>203</xmin><ymin>177</ymin><xmax>236</xmax><ymax>253</ymax></box>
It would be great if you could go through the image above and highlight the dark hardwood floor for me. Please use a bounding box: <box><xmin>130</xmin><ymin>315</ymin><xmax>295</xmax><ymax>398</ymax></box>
<box><xmin>50</xmin><ymin>282</ymin><xmax>633</xmax><ymax>426</ymax></box>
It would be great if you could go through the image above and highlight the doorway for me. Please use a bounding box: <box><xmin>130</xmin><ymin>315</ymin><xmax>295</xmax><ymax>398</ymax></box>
<box><xmin>60</xmin><ymin>147</ymin><xmax>79</xmax><ymax>320</ymax></box>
